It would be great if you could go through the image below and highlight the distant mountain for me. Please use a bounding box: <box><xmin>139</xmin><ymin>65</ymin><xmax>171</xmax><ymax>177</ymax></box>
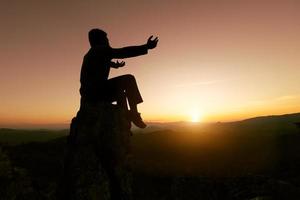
<box><xmin>0</xmin><ymin>123</ymin><xmax>70</xmax><ymax>130</ymax></box>
<box><xmin>138</xmin><ymin>112</ymin><xmax>300</xmax><ymax>136</ymax></box>
<box><xmin>0</xmin><ymin>128</ymin><xmax>68</xmax><ymax>145</ymax></box>
<box><xmin>238</xmin><ymin>112</ymin><xmax>300</xmax><ymax>125</ymax></box>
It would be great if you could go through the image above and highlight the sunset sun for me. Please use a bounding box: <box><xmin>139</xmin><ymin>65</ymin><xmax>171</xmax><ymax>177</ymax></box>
<box><xmin>189</xmin><ymin>109</ymin><xmax>203</xmax><ymax>123</ymax></box>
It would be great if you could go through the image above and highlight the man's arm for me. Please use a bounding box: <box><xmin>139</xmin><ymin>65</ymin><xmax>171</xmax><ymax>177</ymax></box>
<box><xmin>110</xmin><ymin>36</ymin><xmax>159</xmax><ymax>59</ymax></box>
<box><xmin>110</xmin><ymin>45</ymin><xmax>148</xmax><ymax>59</ymax></box>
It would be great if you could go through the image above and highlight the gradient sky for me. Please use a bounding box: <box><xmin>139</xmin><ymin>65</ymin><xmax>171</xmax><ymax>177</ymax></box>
<box><xmin>1</xmin><ymin>0</ymin><xmax>300</xmax><ymax>126</ymax></box>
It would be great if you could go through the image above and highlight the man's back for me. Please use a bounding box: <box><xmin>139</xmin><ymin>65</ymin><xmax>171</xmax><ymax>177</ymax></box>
<box><xmin>80</xmin><ymin>46</ymin><xmax>111</xmax><ymax>102</ymax></box>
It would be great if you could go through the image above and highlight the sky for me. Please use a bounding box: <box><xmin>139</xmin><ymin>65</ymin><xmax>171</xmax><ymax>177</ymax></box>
<box><xmin>0</xmin><ymin>0</ymin><xmax>300</xmax><ymax>126</ymax></box>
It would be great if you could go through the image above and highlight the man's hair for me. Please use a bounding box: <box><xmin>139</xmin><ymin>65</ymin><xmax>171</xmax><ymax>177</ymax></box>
<box><xmin>88</xmin><ymin>29</ymin><xmax>107</xmax><ymax>47</ymax></box>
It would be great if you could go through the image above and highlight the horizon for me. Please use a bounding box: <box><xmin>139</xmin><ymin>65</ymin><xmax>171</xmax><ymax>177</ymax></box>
<box><xmin>1</xmin><ymin>0</ymin><xmax>300</xmax><ymax>125</ymax></box>
<box><xmin>1</xmin><ymin>111</ymin><xmax>300</xmax><ymax>129</ymax></box>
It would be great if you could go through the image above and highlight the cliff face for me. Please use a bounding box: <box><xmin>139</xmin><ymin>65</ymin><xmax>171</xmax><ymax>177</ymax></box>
<box><xmin>61</xmin><ymin>104</ymin><xmax>132</xmax><ymax>200</ymax></box>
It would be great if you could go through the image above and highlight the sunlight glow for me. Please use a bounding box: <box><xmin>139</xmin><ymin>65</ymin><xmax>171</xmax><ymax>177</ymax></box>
<box><xmin>190</xmin><ymin>109</ymin><xmax>203</xmax><ymax>122</ymax></box>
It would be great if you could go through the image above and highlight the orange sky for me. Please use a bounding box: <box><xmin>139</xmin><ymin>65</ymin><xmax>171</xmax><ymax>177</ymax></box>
<box><xmin>1</xmin><ymin>0</ymin><xmax>300</xmax><ymax>126</ymax></box>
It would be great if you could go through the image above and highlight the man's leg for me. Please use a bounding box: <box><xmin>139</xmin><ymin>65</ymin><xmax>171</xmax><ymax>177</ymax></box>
<box><xmin>107</xmin><ymin>74</ymin><xmax>143</xmax><ymax>105</ymax></box>
<box><xmin>106</xmin><ymin>74</ymin><xmax>146</xmax><ymax>128</ymax></box>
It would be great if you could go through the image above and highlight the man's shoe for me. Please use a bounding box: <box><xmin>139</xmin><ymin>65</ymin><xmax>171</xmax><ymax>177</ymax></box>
<box><xmin>131</xmin><ymin>112</ymin><xmax>147</xmax><ymax>129</ymax></box>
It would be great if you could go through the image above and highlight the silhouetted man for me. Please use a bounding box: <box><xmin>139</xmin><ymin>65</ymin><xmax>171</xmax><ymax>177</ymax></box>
<box><xmin>80</xmin><ymin>29</ymin><xmax>158</xmax><ymax>128</ymax></box>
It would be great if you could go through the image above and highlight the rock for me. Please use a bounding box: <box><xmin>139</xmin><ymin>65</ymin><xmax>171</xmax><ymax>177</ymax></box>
<box><xmin>60</xmin><ymin>103</ymin><xmax>133</xmax><ymax>200</ymax></box>
<box><xmin>0</xmin><ymin>147</ymin><xmax>38</xmax><ymax>200</ymax></box>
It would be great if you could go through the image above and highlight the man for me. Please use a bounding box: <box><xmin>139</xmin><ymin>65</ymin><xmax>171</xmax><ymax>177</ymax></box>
<box><xmin>80</xmin><ymin>29</ymin><xmax>158</xmax><ymax>128</ymax></box>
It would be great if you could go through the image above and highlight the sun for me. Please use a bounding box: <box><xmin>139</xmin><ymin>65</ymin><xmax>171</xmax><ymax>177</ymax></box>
<box><xmin>189</xmin><ymin>109</ymin><xmax>203</xmax><ymax>122</ymax></box>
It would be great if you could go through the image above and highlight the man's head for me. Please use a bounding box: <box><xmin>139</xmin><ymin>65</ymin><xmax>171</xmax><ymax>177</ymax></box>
<box><xmin>88</xmin><ymin>29</ymin><xmax>109</xmax><ymax>47</ymax></box>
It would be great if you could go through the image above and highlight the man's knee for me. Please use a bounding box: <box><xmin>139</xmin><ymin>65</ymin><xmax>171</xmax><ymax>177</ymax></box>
<box><xmin>123</xmin><ymin>74</ymin><xmax>135</xmax><ymax>81</ymax></box>
<box><xmin>122</xmin><ymin>74</ymin><xmax>136</xmax><ymax>84</ymax></box>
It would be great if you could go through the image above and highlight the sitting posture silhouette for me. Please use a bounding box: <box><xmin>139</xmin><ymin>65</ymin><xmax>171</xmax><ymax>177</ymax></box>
<box><xmin>80</xmin><ymin>29</ymin><xmax>158</xmax><ymax>128</ymax></box>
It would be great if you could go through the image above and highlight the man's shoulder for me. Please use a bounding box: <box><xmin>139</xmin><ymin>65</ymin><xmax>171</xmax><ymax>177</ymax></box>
<box><xmin>92</xmin><ymin>45</ymin><xmax>112</xmax><ymax>53</ymax></box>
<box><xmin>84</xmin><ymin>46</ymin><xmax>112</xmax><ymax>58</ymax></box>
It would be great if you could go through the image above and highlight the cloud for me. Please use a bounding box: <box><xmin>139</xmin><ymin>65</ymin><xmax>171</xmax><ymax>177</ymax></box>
<box><xmin>274</xmin><ymin>95</ymin><xmax>297</xmax><ymax>101</ymax></box>
<box><xmin>174</xmin><ymin>80</ymin><xmax>222</xmax><ymax>88</ymax></box>
<box><xmin>247</xmin><ymin>95</ymin><xmax>300</xmax><ymax>107</ymax></box>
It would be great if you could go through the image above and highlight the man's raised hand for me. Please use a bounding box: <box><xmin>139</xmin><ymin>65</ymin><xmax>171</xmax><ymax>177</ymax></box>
<box><xmin>146</xmin><ymin>36</ymin><xmax>159</xmax><ymax>49</ymax></box>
